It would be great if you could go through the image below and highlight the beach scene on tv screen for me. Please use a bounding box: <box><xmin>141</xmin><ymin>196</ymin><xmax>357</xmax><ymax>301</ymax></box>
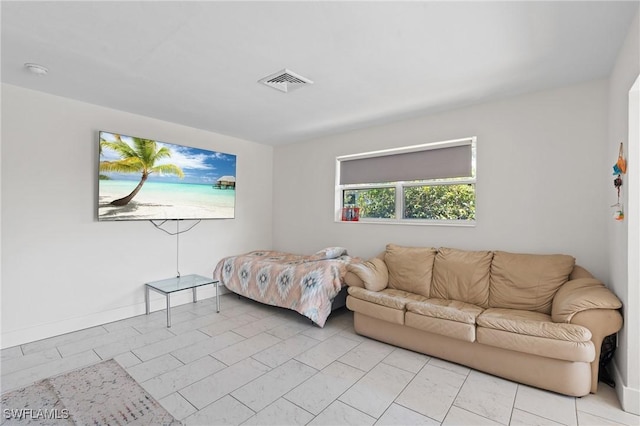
<box><xmin>98</xmin><ymin>131</ymin><xmax>236</xmax><ymax>221</ymax></box>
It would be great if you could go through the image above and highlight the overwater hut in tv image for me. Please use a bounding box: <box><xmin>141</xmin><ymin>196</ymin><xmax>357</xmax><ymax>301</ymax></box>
<box><xmin>214</xmin><ymin>175</ymin><xmax>236</xmax><ymax>189</ymax></box>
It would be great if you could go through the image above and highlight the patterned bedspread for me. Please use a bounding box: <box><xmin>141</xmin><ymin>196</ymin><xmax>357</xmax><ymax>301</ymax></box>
<box><xmin>213</xmin><ymin>248</ymin><xmax>354</xmax><ymax>327</ymax></box>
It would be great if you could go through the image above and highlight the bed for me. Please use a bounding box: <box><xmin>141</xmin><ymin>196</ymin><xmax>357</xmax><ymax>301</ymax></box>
<box><xmin>213</xmin><ymin>247</ymin><xmax>355</xmax><ymax>327</ymax></box>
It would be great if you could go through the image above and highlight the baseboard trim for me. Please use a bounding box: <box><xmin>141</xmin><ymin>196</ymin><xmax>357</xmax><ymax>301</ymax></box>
<box><xmin>1</xmin><ymin>285</ymin><xmax>229</xmax><ymax>349</ymax></box>
<box><xmin>612</xmin><ymin>360</ymin><xmax>640</xmax><ymax>415</ymax></box>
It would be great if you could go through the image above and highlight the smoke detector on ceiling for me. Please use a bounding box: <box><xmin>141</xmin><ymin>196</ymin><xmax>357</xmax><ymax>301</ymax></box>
<box><xmin>258</xmin><ymin>68</ymin><xmax>313</xmax><ymax>93</ymax></box>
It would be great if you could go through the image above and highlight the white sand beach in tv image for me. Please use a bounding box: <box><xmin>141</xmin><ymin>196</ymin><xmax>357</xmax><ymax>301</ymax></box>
<box><xmin>98</xmin><ymin>132</ymin><xmax>236</xmax><ymax>221</ymax></box>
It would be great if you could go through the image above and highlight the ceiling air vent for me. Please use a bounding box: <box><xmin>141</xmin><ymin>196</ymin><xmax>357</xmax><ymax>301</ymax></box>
<box><xmin>258</xmin><ymin>68</ymin><xmax>313</xmax><ymax>93</ymax></box>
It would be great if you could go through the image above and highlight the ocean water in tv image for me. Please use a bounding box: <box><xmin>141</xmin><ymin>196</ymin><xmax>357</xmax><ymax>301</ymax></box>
<box><xmin>98</xmin><ymin>131</ymin><xmax>236</xmax><ymax>221</ymax></box>
<box><xmin>99</xmin><ymin>180</ymin><xmax>235</xmax><ymax>220</ymax></box>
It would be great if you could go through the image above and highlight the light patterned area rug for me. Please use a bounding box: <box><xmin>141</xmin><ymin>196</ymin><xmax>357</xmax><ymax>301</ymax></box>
<box><xmin>1</xmin><ymin>359</ymin><xmax>180</xmax><ymax>425</ymax></box>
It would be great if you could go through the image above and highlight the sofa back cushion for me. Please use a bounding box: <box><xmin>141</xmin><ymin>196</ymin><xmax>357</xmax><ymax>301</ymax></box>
<box><xmin>431</xmin><ymin>247</ymin><xmax>493</xmax><ymax>307</ymax></box>
<box><xmin>489</xmin><ymin>251</ymin><xmax>575</xmax><ymax>314</ymax></box>
<box><xmin>385</xmin><ymin>244</ymin><xmax>437</xmax><ymax>298</ymax></box>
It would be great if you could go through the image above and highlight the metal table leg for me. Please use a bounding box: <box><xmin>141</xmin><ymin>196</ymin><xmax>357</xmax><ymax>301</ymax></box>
<box><xmin>166</xmin><ymin>293</ymin><xmax>171</xmax><ymax>327</ymax></box>
<box><xmin>216</xmin><ymin>281</ymin><xmax>220</xmax><ymax>313</ymax></box>
<box><xmin>145</xmin><ymin>285</ymin><xmax>150</xmax><ymax>315</ymax></box>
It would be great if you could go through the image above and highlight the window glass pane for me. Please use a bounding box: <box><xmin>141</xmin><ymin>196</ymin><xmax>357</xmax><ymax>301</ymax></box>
<box><xmin>344</xmin><ymin>188</ymin><xmax>396</xmax><ymax>219</ymax></box>
<box><xmin>403</xmin><ymin>184</ymin><xmax>475</xmax><ymax>220</ymax></box>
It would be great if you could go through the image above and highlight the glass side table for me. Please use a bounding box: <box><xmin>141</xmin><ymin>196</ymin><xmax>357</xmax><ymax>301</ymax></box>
<box><xmin>145</xmin><ymin>274</ymin><xmax>220</xmax><ymax>327</ymax></box>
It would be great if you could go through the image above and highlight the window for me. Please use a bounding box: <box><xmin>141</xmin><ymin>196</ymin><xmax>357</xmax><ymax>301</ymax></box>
<box><xmin>336</xmin><ymin>137</ymin><xmax>476</xmax><ymax>225</ymax></box>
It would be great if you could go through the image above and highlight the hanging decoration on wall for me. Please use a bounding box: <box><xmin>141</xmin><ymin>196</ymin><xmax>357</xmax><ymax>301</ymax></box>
<box><xmin>613</xmin><ymin>142</ymin><xmax>627</xmax><ymax>175</ymax></box>
<box><xmin>611</xmin><ymin>142</ymin><xmax>626</xmax><ymax>221</ymax></box>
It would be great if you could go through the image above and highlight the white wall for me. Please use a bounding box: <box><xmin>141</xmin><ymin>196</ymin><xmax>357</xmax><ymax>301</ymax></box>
<box><xmin>273</xmin><ymin>80</ymin><xmax>609</xmax><ymax>280</ymax></box>
<box><xmin>608</xmin><ymin>10</ymin><xmax>640</xmax><ymax>415</ymax></box>
<box><xmin>0</xmin><ymin>84</ymin><xmax>273</xmax><ymax>348</ymax></box>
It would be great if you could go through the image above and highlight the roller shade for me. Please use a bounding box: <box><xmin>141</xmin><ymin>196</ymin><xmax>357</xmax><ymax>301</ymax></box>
<box><xmin>339</xmin><ymin>144</ymin><xmax>472</xmax><ymax>185</ymax></box>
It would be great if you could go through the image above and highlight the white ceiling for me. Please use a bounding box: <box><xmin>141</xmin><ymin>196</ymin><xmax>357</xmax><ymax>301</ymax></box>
<box><xmin>2</xmin><ymin>1</ymin><xmax>637</xmax><ymax>146</ymax></box>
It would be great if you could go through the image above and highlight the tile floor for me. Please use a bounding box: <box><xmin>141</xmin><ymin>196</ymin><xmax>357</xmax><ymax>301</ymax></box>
<box><xmin>1</xmin><ymin>294</ymin><xmax>639</xmax><ymax>426</ymax></box>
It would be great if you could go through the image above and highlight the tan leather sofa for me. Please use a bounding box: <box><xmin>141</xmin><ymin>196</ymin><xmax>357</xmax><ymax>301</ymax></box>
<box><xmin>344</xmin><ymin>244</ymin><xmax>623</xmax><ymax>397</ymax></box>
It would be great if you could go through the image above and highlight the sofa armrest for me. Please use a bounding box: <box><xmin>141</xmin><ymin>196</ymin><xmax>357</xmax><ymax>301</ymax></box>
<box><xmin>552</xmin><ymin>278</ymin><xmax>622</xmax><ymax>323</ymax></box>
<box><xmin>569</xmin><ymin>264</ymin><xmax>594</xmax><ymax>280</ymax></box>
<box><xmin>552</xmin><ymin>277</ymin><xmax>623</xmax><ymax>393</ymax></box>
<box><xmin>570</xmin><ymin>309</ymin><xmax>623</xmax><ymax>393</ymax></box>
<box><xmin>346</xmin><ymin>257</ymin><xmax>389</xmax><ymax>291</ymax></box>
<box><xmin>344</xmin><ymin>271</ymin><xmax>365</xmax><ymax>288</ymax></box>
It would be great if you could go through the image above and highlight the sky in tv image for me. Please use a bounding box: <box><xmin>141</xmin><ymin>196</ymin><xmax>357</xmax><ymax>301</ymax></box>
<box><xmin>98</xmin><ymin>131</ymin><xmax>237</xmax><ymax>221</ymax></box>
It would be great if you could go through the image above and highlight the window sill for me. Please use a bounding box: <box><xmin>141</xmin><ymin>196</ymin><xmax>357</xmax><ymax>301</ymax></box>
<box><xmin>334</xmin><ymin>219</ymin><xmax>476</xmax><ymax>227</ymax></box>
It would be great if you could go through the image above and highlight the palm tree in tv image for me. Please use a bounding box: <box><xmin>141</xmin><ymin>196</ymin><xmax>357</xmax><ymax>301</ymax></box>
<box><xmin>99</xmin><ymin>134</ymin><xmax>184</xmax><ymax>206</ymax></box>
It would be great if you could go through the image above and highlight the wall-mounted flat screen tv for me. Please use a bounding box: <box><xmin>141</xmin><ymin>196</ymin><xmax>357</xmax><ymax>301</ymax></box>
<box><xmin>98</xmin><ymin>131</ymin><xmax>236</xmax><ymax>221</ymax></box>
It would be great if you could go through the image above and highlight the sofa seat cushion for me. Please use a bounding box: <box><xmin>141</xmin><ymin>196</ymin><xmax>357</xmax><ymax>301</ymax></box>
<box><xmin>477</xmin><ymin>328</ymin><xmax>594</xmax><ymax>362</ymax></box>
<box><xmin>347</xmin><ymin>286</ymin><xmax>428</xmax><ymax>310</ymax></box>
<box><xmin>347</xmin><ymin>287</ymin><xmax>428</xmax><ymax>325</ymax></box>
<box><xmin>405</xmin><ymin>299</ymin><xmax>484</xmax><ymax>342</ymax></box>
<box><xmin>476</xmin><ymin>308</ymin><xmax>594</xmax><ymax>362</ymax></box>
<box><xmin>406</xmin><ymin>299</ymin><xmax>484</xmax><ymax>325</ymax></box>
<box><xmin>489</xmin><ymin>251</ymin><xmax>575</xmax><ymax>314</ymax></box>
<box><xmin>347</xmin><ymin>296</ymin><xmax>404</xmax><ymax>325</ymax></box>
<box><xmin>477</xmin><ymin>308</ymin><xmax>592</xmax><ymax>342</ymax></box>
